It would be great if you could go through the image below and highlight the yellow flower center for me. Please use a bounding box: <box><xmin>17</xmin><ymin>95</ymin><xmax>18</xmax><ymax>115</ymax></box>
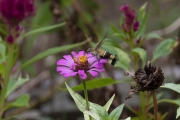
<box><xmin>74</xmin><ymin>55</ymin><xmax>88</xmax><ymax>64</ymax></box>
<box><xmin>73</xmin><ymin>55</ymin><xmax>89</xmax><ymax>71</ymax></box>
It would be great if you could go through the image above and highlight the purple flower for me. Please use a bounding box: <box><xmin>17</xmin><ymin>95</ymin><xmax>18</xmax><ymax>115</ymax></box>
<box><xmin>0</xmin><ymin>0</ymin><xmax>35</xmax><ymax>26</ymax></box>
<box><xmin>120</xmin><ymin>4</ymin><xmax>139</xmax><ymax>32</ymax></box>
<box><xmin>56</xmin><ymin>51</ymin><xmax>107</xmax><ymax>80</ymax></box>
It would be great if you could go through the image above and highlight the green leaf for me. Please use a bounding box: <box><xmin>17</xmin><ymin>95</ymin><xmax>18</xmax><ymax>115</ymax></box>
<box><xmin>82</xmin><ymin>11</ymin><xmax>93</xmax><ymax>24</ymax></box>
<box><xmin>132</xmin><ymin>47</ymin><xmax>147</xmax><ymax>66</ymax></box>
<box><xmin>104</xmin><ymin>38</ymin><xmax>120</xmax><ymax>48</ymax></box>
<box><xmin>84</xmin><ymin>114</ymin><xmax>95</xmax><ymax>120</ymax></box>
<box><xmin>152</xmin><ymin>39</ymin><xmax>178</xmax><ymax>62</ymax></box>
<box><xmin>6</xmin><ymin>94</ymin><xmax>29</xmax><ymax>108</ymax></box>
<box><xmin>160</xmin><ymin>83</ymin><xmax>180</xmax><ymax>94</ymax></box>
<box><xmin>158</xmin><ymin>99</ymin><xmax>180</xmax><ymax>106</ymax></box>
<box><xmin>145</xmin><ymin>33</ymin><xmax>162</xmax><ymax>40</ymax></box>
<box><xmin>84</xmin><ymin>103</ymin><xmax>108</xmax><ymax>120</ymax></box>
<box><xmin>139</xmin><ymin>2</ymin><xmax>148</xmax><ymax>13</ymax></box>
<box><xmin>103</xmin><ymin>94</ymin><xmax>115</xmax><ymax>112</ymax></box>
<box><xmin>176</xmin><ymin>107</ymin><xmax>180</xmax><ymax>119</ymax></box>
<box><xmin>111</xmin><ymin>24</ymin><xmax>120</xmax><ymax>34</ymax></box>
<box><xmin>0</xmin><ymin>42</ymin><xmax>6</xmax><ymax>63</ymax></box>
<box><xmin>6</xmin><ymin>75</ymin><xmax>29</xmax><ymax>97</ymax></box>
<box><xmin>115</xmin><ymin>48</ymin><xmax>131</xmax><ymax>70</ymax></box>
<box><xmin>22</xmin><ymin>22</ymin><xmax>66</xmax><ymax>38</ymax></box>
<box><xmin>108</xmin><ymin>104</ymin><xmax>124</xmax><ymax>120</ymax></box>
<box><xmin>65</xmin><ymin>78</ymin><xmax>131</xmax><ymax>91</ymax></box>
<box><xmin>125</xmin><ymin>104</ymin><xmax>137</xmax><ymax>115</ymax></box>
<box><xmin>61</xmin><ymin>0</ymin><xmax>71</xmax><ymax>8</ymax></box>
<box><xmin>110</xmin><ymin>24</ymin><xmax>126</xmax><ymax>40</ymax></box>
<box><xmin>65</xmin><ymin>83</ymin><xmax>108</xmax><ymax>120</ymax></box>
<box><xmin>19</xmin><ymin>41</ymin><xmax>86</xmax><ymax>70</ymax></box>
<box><xmin>136</xmin><ymin>2</ymin><xmax>150</xmax><ymax>39</ymax></box>
<box><xmin>161</xmin><ymin>112</ymin><xmax>168</xmax><ymax>120</ymax></box>
<box><xmin>125</xmin><ymin>117</ymin><xmax>131</xmax><ymax>120</ymax></box>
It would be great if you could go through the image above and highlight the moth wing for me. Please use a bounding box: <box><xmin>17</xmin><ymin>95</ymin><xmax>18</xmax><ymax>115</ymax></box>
<box><xmin>95</xmin><ymin>32</ymin><xmax>108</xmax><ymax>50</ymax></box>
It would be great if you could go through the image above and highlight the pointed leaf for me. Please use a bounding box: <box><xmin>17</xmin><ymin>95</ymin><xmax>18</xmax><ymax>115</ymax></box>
<box><xmin>65</xmin><ymin>83</ymin><xmax>108</xmax><ymax>120</ymax></box>
<box><xmin>136</xmin><ymin>2</ymin><xmax>149</xmax><ymax>39</ymax></box>
<box><xmin>84</xmin><ymin>103</ymin><xmax>108</xmax><ymax>120</ymax></box>
<box><xmin>176</xmin><ymin>107</ymin><xmax>180</xmax><ymax>119</ymax></box>
<box><xmin>108</xmin><ymin>104</ymin><xmax>124</xmax><ymax>120</ymax></box>
<box><xmin>125</xmin><ymin>117</ymin><xmax>131</xmax><ymax>120</ymax></box>
<box><xmin>132</xmin><ymin>47</ymin><xmax>147</xmax><ymax>66</ymax></box>
<box><xmin>158</xmin><ymin>99</ymin><xmax>180</xmax><ymax>106</ymax></box>
<box><xmin>103</xmin><ymin>94</ymin><xmax>115</xmax><ymax>111</ymax></box>
<box><xmin>110</xmin><ymin>24</ymin><xmax>126</xmax><ymax>41</ymax></box>
<box><xmin>6</xmin><ymin>75</ymin><xmax>29</xmax><ymax>97</ymax></box>
<box><xmin>0</xmin><ymin>42</ymin><xmax>6</xmax><ymax>63</ymax></box>
<box><xmin>19</xmin><ymin>41</ymin><xmax>86</xmax><ymax>70</ymax></box>
<box><xmin>6</xmin><ymin>94</ymin><xmax>29</xmax><ymax>108</ymax></box>
<box><xmin>84</xmin><ymin>114</ymin><xmax>95</xmax><ymax>120</ymax></box>
<box><xmin>152</xmin><ymin>39</ymin><xmax>178</xmax><ymax>62</ymax></box>
<box><xmin>115</xmin><ymin>48</ymin><xmax>131</xmax><ymax>70</ymax></box>
<box><xmin>139</xmin><ymin>2</ymin><xmax>148</xmax><ymax>13</ymax></box>
<box><xmin>160</xmin><ymin>83</ymin><xmax>180</xmax><ymax>94</ymax></box>
<box><xmin>145</xmin><ymin>33</ymin><xmax>162</xmax><ymax>40</ymax></box>
<box><xmin>161</xmin><ymin>112</ymin><xmax>168</xmax><ymax>120</ymax></box>
<box><xmin>22</xmin><ymin>22</ymin><xmax>66</xmax><ymax>38</ymax></box>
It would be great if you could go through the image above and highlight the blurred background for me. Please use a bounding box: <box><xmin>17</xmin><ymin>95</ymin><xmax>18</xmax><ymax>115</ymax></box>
<box><xmin>3</xmin><ymin>0</ymin><xmax>180</xmax><ymax>119</ymax></box>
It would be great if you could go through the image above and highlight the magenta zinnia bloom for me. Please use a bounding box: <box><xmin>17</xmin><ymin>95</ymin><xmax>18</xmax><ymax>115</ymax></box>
<box><xmin>56</xmin><ymin>51</ymin><xmax>107</xmax><ymax>80</ymax></box>
<box><xmin>120</xmin><ymin>4</ymin><xmax>139</xmax><ymax>32</ymax></box>
<box><xmin>0</xmin><ymin>0</ymin><xmax>35</xmax><ymax>26</ymax></box>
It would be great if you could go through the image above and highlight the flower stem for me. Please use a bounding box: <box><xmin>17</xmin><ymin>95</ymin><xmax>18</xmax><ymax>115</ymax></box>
<box><xmin>152</xmin><ymin>90</ymin><xmax>158</xmax><ymax>120</ymax></box>
<box><xmin>0</xmin><ymin>46</ymin><xmax>12</xmax><ymax>119</ymax></box>
<box><xmin>82</xmin><ymin>80</ymin><xmax>92</xmax><ymax>120</ymax></box>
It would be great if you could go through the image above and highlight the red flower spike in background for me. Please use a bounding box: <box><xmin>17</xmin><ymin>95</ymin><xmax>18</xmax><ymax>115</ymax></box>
<box><xmin>0</xmin><ymin>0</ymin><xmax>35</xmax><ymax>26</ymax></box>
<box><xmin>56</xmin><ymin>51</ymin><xmax>107</xmax><ymax>80</ymax></box>
<box><xmin>6</xmin><ymin>35</ymin><xmax>14</xmax><ymax>44</ymax></box>
<box><xmin>120</xmin><ymin>4</ymin><xmax>139</xmax><ymax>32</ymax></box>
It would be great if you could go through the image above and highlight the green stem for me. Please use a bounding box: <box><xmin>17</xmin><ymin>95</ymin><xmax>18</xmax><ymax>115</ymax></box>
<box><xmin>0</xmin><ymin>47</ymin><xmax>12</xmax><ymax>119</ymax></box>
<box><xmin>152</xmin><ymin>91</ymin><xmax>158</xmax><ymax>120</ymax></box>
<box><xmin>0</xmin><ymin>44</ymin><xmax>16</xmax><ymax>119</ymax></box>
<box><xmin>82</xmin><ymin>80</ymin><xmax>92</xmax><ymax>120</ymax></box>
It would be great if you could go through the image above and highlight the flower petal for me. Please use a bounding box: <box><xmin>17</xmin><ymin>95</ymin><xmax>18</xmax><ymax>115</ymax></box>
<box><xmin>91</xmin><ymin>61</ymin><xmax>104</xmax><ymax>68</ymax></box>
<box><xmin>57</xmin><ymin>59</ymin><xmax>71</xmax><ymax>67</ymax></box>
<box><xmin>56</xmin><ymin>66</ymin><xmax>70</xmax><ymax>72</ymax></box>
<box><xmin>63</xmin><ymin>55</ymin><xmax>74</xmax><ymax>63</ymax></box>
<box><xmin>78</xmin><ymin>51</ymin><xmax>85</xmax><ymax>56</ymax></box>
<box><xmin>89</xmin><ymin>68</ymin><xmax>104</xmax><ymax>72</ymax></box>
<box><xmin>88</xmin><ymin>70</ymin><xmax>98</xmax><ymax>77</ymax></box>
<box><xmin>70</xmin><ymin>72</ymin><xmax>77</xmax><ymax>76</ymax></box>
<box><xmin>60</xmin><ymin>69</ymin><xmax>74</xmax><ymax>74</ymax></box>
<box><xmin>59</xmin><ymin>69</ymin><xmax>76</xmax><ymax>78</ymax></box>
<box><xmin>99</xmin><ymin>59</ymin><xmax>108</xmax><ymax>64</ymax></box>
<box><xmin>88</xmin><ymin>56</ymin><xmax>97</xmax><ymax>64</ymax></box>
<box><xmin>85</xmin><ymin>53</ymin><xmax>93</xmax><ymax>57</ymax></box>
<box><xmin>78</xmin><ymin>70</ymin><xmax>87</xmax><ymax>79</ymax></box>
<box><xmin>71</xmin><ymin>51</ymin><xmax>78</xmax><ymax>57</ymax></box>
<box><xmin>63</xmin><ymin>73</ymin><xmax>70</xmax><ymax>78</ymax></box>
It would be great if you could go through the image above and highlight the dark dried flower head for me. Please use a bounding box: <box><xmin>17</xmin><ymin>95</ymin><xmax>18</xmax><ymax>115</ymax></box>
<box><xmin>120</xmin><ymin>4</ymin><xmax>139</xmax><ymax>32</ymax></box>
<box><xmin>0</xmin><ymin>0</ymin><xmax>35</xmax><ymax>26</ymax></box>
<box><xmin>124</xmin><ymin>61</ymin><xmax>164</xmax><ymax>100</ymax></box>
